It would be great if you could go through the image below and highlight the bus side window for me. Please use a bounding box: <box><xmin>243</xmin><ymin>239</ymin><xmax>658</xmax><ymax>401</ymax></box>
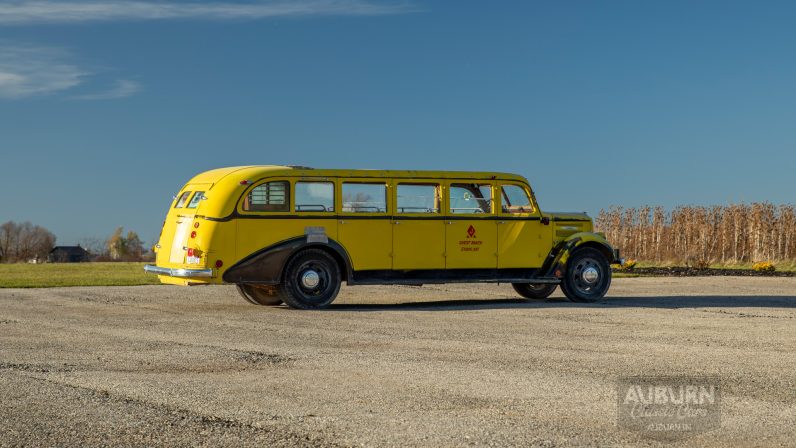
<box><xmin>501</xmin><ymin>185</ymin><xmax>533</xmax><ymax>214</ymax></box>
<box><xmin>450</xmin><ymin>183</ymin><xmax>492</xmax><ymax>214</ymax></box>
<box><xmin>342</xmin><ymin>183</ymin><xmax>387</xmax><ymax>213</ymax></box>
<box><xmin>244</xmin><ymin>181</ymin><xmax>289</xmax><ymax>212</ymax></box>
<box><xmin>397</xmin><ymin>184</ymin><xmax>440</xmax><ymax>214</ymax></box>
<box><xmin>295</xmin><ymin>181</ymin><xmax>334</xmax><ymax>212</ymax></box>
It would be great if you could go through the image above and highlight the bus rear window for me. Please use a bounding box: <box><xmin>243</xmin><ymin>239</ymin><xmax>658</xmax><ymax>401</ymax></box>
<box><xmin>174</xmin><ymin>191</ymin><xmax>191</xmax><ymax>208</ymax></box>
<box><xmin>244</xmin><ymin>181</ymin><xmax>289</xmax><ymax>212</ymax></box>
<box><xmin>186</xmin><ymin>191</ymin><xmax>205</xmax><ymax>209</ymax></box>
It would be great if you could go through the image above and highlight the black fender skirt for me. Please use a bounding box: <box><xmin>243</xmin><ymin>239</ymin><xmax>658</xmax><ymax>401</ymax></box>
<box><xmin>222</xmin><ymin>236</ymin><xmax>353</xmax><ymax>285</ymax></box>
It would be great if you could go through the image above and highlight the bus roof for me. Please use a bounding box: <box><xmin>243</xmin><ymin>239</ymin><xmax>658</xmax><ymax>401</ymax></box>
<box><xmin>179</xmin><ymin>165</ymin><xmax>533</xmax><ymax>219</ymax></box>
<box><xmin>187</xmin><ymin>165</ymin><xmax>529</xmax><ymax>186</ymax></box>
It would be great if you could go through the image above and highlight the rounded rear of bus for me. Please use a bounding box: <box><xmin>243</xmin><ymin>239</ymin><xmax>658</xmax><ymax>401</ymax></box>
<box><xmin>149</xmin><ymin>168</ymin><xmax>243</xmax><ymax>285</ymax></box>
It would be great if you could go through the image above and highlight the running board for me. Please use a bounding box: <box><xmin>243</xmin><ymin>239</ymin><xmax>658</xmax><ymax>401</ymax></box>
<box><xmin>347</xmin><ymin>268</ymin><xmax>560</xmax><ymax>286</ymax></box>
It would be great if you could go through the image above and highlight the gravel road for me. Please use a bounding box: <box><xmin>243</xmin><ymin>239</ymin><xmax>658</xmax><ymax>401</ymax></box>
<box><xmin>1</xmin><ymin>277</ymin><xmax>795</xmax><ymax>447</ymax></box>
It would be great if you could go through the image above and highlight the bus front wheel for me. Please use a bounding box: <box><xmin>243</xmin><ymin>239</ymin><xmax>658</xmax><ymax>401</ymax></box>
<box><xmin>559</xmin><ymin>247</ymin><xmax>611</xmax><ymax>303</ymax></box>
<box><xmin>278</xmin><ymin>249</ymin><xmax>341</xmax><ymax>310</ymax></box>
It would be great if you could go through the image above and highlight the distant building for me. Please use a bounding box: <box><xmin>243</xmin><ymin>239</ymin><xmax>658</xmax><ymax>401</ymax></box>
<box><xmin>48</xmin><ymin>246</ymin><xmax>90</xmax><ymax>263</ymax></box>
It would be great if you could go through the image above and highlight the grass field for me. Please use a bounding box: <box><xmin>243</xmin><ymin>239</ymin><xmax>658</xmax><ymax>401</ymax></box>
<box><xmin>0</xmin><ymin>262</ymin><xmax>160</xmax><ymax>288</ymax></box>
<box><xmin>0</xmin><ymin>260</ymin><xmax>791</xmax><ymax>288</ymax></box>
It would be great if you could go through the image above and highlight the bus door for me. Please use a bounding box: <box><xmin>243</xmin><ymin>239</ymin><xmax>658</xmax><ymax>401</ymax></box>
<box><xmin>444</xmin><ymin>181</ymin><xmax>497</xmax><ymax>269</ymax></box>
<box><xmin>497</xmin><ymin>183</ymin><xmax>550</xmax><ymax>268</ymax></box>
<box><xmin>337</xmin><ymin>179</ymin><xmax>392</xmax><ymax>270</ymax></box>
<box><xmin>392</xmin><ymin>181</ymin><xmax>445</xmax><ymax>270</ymax></box>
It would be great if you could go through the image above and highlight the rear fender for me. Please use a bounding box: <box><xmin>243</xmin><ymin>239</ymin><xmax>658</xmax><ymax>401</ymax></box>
<box><xmin>222</xmin><ymin>236</ymin><xmax>353</xmax><ymax>285</ymax></box>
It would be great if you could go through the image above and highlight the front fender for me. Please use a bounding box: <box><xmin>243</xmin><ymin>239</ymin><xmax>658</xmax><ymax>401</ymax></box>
<box><xmin>542</xmin><ymin>232</ymin><xmax>621</xmax><ymax>277</ymax></box>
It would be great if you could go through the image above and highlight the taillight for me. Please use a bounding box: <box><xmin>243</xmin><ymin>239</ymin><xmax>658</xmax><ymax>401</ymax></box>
<box><xmin>194</xmin><ymin>222</ymin><xmax>200</xmax><ymax>228</ymax></box>
<box><xmin>187</xmin><ymin>248</ymin><xmax>194</xmax><ymax>257</ymax></box>
<box><xmin>215</xmin><ymin>260</ymin><xmax>223</xmax><ymax>268</ymax></box>
<box><xmin>190</xmin><ymin>231</ymin><xmax>197</xmax><ymax>238</ymax></box>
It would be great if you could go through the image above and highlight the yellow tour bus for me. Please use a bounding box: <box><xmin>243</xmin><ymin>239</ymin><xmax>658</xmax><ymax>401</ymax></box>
<box><xmin>145</xmin><ymin>166</ymin><xmax>622</xmax><ymax>309</ymax></box>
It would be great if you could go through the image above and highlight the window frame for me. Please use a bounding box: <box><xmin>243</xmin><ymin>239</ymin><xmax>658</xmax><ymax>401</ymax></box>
<box><xmin>185</xmin><ymin>191</ymin><xmax>205</xmax><ymax>209</ymax></box>
<box><xmin>498</xmin><ymin>183</ymin><xmax>538</xmax><ymax>217</ymax></box>
<box><xmin>174</xmin><ymin>191</ymin><xmax>192</xmax><ymax>209</ymax></box>
<box><xmin>339</xmin><ymin>180</ymin><xmax>389</xmax><ymax>216</ymax></box>
<box><xmin>394</xmin><ymin>181</ymin><xmax>443</xmax><ymax>216</ymax></box>
<box><xmin>239</xmin><ymin>179</ymin><xmax>291</xmax><ymax>214</ymax></box>
<box><xmin>445</xmin><ymin>181</ymin><xmax>495</xmax><ymax>217</ymax></box>
<box><xmin>293</xmin><ymin>179</ymin><xmax>336</xmax><ymax>214</ymax></box>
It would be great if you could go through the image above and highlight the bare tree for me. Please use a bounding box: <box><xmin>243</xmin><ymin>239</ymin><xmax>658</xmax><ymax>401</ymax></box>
<box><xmin>0</xmin><ymin>221</ymin><xmax>55</xmax><ymax>263</ymax></box>
<box><xmin>77</xmin><ymin>237</ymin><xmax>106</xmax><ymax>259</ymax></box>
<box><xmin>0</xmin><ymin>221</ymin><xmax>17</xmax><ymax>262</ymax></box>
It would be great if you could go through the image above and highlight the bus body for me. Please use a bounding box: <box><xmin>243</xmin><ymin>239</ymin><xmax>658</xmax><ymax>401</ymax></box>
<box><xmin>145</xmin><ymin>166</ymin><xmax>621</xmax><ymax>308</ymax></box>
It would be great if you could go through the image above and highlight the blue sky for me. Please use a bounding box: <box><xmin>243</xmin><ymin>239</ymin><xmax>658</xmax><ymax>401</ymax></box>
<box><xmin>1</xmin><ymin>0</ymin><xmax>794</xmax><ymax>246</ymax></box>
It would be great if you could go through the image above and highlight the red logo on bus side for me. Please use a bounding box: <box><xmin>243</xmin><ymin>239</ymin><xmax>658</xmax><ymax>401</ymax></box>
<box><xmin>467</xmin><ymin>225</ymin><xmax>476</xmax><ymax>238</ymax></box>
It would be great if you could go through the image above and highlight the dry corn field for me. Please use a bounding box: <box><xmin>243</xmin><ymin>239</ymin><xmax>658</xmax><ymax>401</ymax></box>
<box><xmin>595</xmin><ymin>203</ymin><xmax>796</xmax><ymax>265</ymax></box>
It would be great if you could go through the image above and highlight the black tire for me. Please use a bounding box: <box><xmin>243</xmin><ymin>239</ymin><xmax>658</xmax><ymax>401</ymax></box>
<box><xmin>236</xmin><ymin>284</ymin><xmax>283</xmax><ymax>306</ymax></box>
<box><xmin>277</xmin><ymin>249</ymin><xmax>341</xmax><ymax>310</ymax></box>
<box><xmin>237</xmin><ymin>284</ymin><xmax>257</xmax><ymax>305</ymax></box>
<box><xmin>560</xmin><ymin>247</ymin><xmax>612</xmax><ymax>303</ymax></box>
<box><xmin>512</xmin><ymin>283</ymin><xmax>557</xmax><ymax>300</ymax></box>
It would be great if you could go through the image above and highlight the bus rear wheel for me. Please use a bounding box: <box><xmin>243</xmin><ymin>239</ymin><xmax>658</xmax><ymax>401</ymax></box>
<box><xmin>278</xmin><ymin>249</ymin><xmax>341</xmax><ymax>310</ymax></box>
<box><xmin>237</xmin><ymin>284</ymin><xmax>283</xmax><ymax>306</ymax></box>
<box><xmin>512</xmin><ymin>283</ymin><xmax>557</xmax><ymax>300</ymax></box>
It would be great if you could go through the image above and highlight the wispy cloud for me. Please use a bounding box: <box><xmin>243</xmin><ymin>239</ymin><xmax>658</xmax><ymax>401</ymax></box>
<box><xmin>0</xmin><ymin>44</ymin><xmax>86</xmax><ymax>98</ymax></box>
<box><xmin>0</xmin><ymin>42</ymin><xmax>139</xmax><ymax>100</ymax></box>
<box><xmin>71</xmin><ymin>79</ymin><xmax>141</xmax><ymax>100</ymax></box>
<box><xmin>0</xmin><ymin>0</ymin><xmax>417</xmax><ymax>25</ymax></box>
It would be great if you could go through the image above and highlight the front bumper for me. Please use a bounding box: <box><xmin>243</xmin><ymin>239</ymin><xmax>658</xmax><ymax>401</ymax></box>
<box><xmin>144</xmin><ymin>264</ymin><xmax>213</xmax><ymax>278</ymax></box>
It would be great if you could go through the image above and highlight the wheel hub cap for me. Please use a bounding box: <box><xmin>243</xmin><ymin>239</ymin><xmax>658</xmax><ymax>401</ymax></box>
<box><xmin>582</xmin><ymin>267</ymin><xmax>600</xmax><ymax>284</ymax></box>
<box><xmin>301</xmin><ymin>270</ymin><xmax>320</xmax><ymax>289</ymax></box>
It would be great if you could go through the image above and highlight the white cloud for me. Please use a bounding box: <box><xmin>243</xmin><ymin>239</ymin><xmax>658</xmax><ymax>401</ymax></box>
<box><xmin>0</xmin><ymin>44</ymin><xmax>86</xmax><ymax>98</ymax></box>
<box><xmin>0</xmin><ymin>0</ymin><xmax>417</xmax><ymax>24</ymax></box>
<box><xmin>71</xmin><ymin>79</ymin><xmax>141</xmax><ymax>100</ymax></box>
<box><xmin>0</xmin><ymin>43</ymin><xmax>140</xmax><ymax>100</ymax></box>
<box><xmin>0</xmin><ymin>1</ymin><xmax>416</xmax><ymax>98</ymax></box>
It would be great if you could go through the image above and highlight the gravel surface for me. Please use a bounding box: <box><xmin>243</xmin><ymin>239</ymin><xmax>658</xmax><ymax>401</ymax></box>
<box><xmin>1</xmin><ymin>278</ymin><xmax>795</xmax><ymax>447</ymax></box>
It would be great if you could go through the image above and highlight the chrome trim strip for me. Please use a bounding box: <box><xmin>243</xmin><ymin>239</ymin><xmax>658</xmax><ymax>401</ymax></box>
<box><xmin>144</xmin><ymin>264</ymin><xmax>213</xmax><ymax>278</ymax></box>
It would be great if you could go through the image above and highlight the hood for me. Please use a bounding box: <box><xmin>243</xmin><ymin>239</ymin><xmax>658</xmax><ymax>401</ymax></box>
<box><xmin>544</xmin><ymin>211</ymin><xmax>593</xmax><ymax>242</ymax></box>
<box><xmin>546</xmin><ymin>211</ymin><xmax>591</xmax><ymax>222</ymax></box>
